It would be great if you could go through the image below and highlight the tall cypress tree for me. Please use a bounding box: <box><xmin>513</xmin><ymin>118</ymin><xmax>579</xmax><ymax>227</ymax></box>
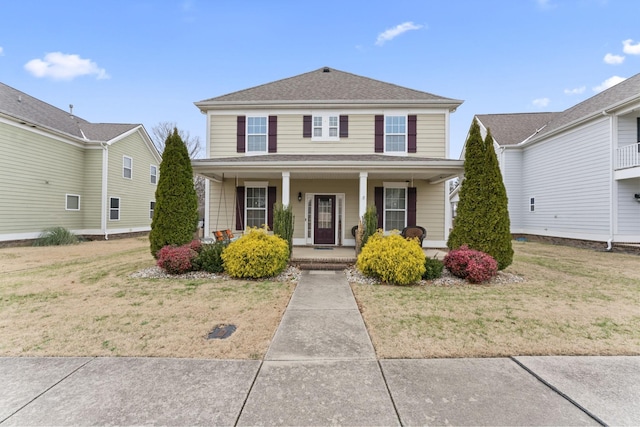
<box><xmin>149</xmin><ymin>128</ymin><xmax>199</xmax><ymax>258</ymax></box>
<box><xmin>447</xmin><ymin>120</ymin><xmax>513</xmax><ymax>269</ymax></box>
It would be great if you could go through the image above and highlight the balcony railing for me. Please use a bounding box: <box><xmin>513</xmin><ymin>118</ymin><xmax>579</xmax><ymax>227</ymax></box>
<box><xmin>616</xmin><ymin>143</ymin><xmax>640</xmax><ymax>170</ymax></box>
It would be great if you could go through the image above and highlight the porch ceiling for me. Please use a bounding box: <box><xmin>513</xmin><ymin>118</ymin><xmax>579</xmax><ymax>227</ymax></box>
<box><xmin>192</xmin><ymin>154</ymin><xmax>464</xmax><ymax>184</ymax></box>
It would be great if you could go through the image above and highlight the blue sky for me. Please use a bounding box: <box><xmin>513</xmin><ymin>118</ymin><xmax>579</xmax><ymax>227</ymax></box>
<box><xmin>1</xmin><ymin>0</ymin><xmax>639</xmax><ymax>158</ymax></box>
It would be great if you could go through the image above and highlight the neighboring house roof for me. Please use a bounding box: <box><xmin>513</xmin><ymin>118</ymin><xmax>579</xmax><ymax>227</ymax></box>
<box><xmin>195</xmin><ymin>66</ymin><xmax>463</xmax><ymax>110</ymax></box>
<box><xmin>0</xmin><ymin>82</ymin><xmax>139</xmax><ymax>143</ymax></box>
<box><xmin>531</xmin><ymin>72</ymin><xmax>640</xmax><ymax>142</ymax></box>
<box><xmin>476</xmin><ymin>112</ymin><xmax>561</xmax><ymax>146</ymax></box>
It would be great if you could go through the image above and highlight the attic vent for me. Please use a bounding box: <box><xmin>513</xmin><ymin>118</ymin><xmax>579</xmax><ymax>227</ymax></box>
<box><xmin>323</xmin><ymin>67</ymin><xmax>330</xmax><ymax>73</ymax></box>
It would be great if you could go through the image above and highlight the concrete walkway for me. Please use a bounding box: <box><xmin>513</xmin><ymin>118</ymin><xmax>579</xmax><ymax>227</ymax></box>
<box><xmin>2</xmin><ymin>270</ymin><xmax>640</xmax><ymax>426</ymax></box>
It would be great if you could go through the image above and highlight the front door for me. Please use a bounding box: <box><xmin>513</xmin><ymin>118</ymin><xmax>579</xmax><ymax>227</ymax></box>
<box><xmin>314</xmin><ymin>195</ymin><xmax>335</xmax><ymax>245</ymax></box>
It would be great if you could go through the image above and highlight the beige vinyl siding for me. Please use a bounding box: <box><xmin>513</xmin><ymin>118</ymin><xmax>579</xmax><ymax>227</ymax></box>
<box><xmin>209</xmin><ymin>113</ymin><xmax>448</xmax><ymax>157</ymax></box>
<box><xmin>82</xmin><ymin>148</ymin><xmax>104</xmax><ymax>229</ymax></box>
<box><xmin>106</xmin><ymin>131</ymin><xmax>158</xmax><ymax>230</ymax></box>
<box><xmin>0</xmin><ymin>122</ymin><xmax>86</xmax><ymax>234</ymax></box>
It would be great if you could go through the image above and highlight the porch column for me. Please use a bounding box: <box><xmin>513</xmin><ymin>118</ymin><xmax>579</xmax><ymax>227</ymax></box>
<box><xmin>359</xmin><ymin>172</ymin><xmax>368</xmax><ymax>218</ymax></box>
<box><xmin>282</xmin><ymin>172</ymin><xmax>291</xmax><ymax>207</ymax></box>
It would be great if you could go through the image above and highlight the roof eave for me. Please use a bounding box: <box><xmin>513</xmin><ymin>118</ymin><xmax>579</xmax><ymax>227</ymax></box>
<box><xmin>194</xmin><ymin>99</ymin><xmax>463</xmax><ymax>112</ymax></box>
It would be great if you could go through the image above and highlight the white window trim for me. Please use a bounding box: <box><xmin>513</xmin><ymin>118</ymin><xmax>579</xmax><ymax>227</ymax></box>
<box><xmin>384</xmin><ymin>114</ymin><xmax>408</xmax><ymax>155</ymax></box>
<box><xmin>65</xmin><ymin>194</ymin><xmax>81</xmax><ymax>211</ymax></box>
<box><xmin>246</xmin><ymin>116</ymin><xmax>268</xmax><ymax>155</ymax></box>
<box><xmin>150</xmin><ymin>165</ymin><xmax>157</xmax><ymax>184</ymax></box>
<box><xmin>311</xmin><ymin>113</ymin><xmax>340</xmax><ymax>142</ymax></box>
<box><xmin>123</xmin><ymin>156</ymin><xmax>133</xmax><ymax>179</ymax></box>
<box><xmin>244</xmin><ymin>181</ymin><xmax>268</xmax><ymax>228</ymax></box>
<box><xmin>109</xmin><ymin>197</ymin><xmax>120</xmax><ymax>221</ymax></box>
<box><xmin>383</xmin><ymin>182</ymin><xmax>408</xmax><ymax>232</ymax></box>
<box><xmin>150</xmin><ymin>200</ymin><xmax>155</xmax><ymax>220</ymax></box>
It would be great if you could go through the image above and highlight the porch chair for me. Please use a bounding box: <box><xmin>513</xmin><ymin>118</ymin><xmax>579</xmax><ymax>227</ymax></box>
<box><xmin>401</xmin><ymin>225</ymin><xmax>427</xmax><ymax>246</ymax></box>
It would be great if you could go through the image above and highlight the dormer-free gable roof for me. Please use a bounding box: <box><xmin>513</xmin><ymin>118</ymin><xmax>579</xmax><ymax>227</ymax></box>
<box><xmin>530</xmin><ymin>72</ymin><xmax>640</xmax><ymax>142</ymax></box>
<box><xmin>195</xmin><ymin>67</ymin><xmax>463</xmax><ymax>110</ymax></box>
<box><xmin>0</xmin><ymin>82</ymin><xmax>140</xmax><ymax>143</ymax></box>
<box><xmin>476</xmin><ymin>112</ymin><xmax>561</xmax><ymax>146</ymax></box>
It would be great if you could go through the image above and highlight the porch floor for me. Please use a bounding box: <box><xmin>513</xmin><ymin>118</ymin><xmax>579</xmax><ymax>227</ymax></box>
<box><xmin>290</xmin><ymin>246</ymin><xmax>448</xmax><ymax>264</ymax></box>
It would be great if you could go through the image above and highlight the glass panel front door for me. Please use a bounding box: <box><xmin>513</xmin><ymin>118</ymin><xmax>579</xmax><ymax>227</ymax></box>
<box><xmin>314</xmin><ymin>195</ymin><xmax>335</xmax><ymax>245</ymax></box>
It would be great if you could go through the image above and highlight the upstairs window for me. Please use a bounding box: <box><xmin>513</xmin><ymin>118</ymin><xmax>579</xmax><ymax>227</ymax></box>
<box><xmin>529</xmin><ymin>197</ymin><xmax>535</xmax><ymax>212</ymax></box>
<box><xmin>385</xmin><ymin>116</ymin><xmax>407</xmax><ymax>153</ymax></box>
<box><xmin>150</xmin><ymin>165</ymin><xmax>157</xmax><ymax>184</ymax></box>
<box><xmin>304</xmin><ymin>114</ymin><xmax>347</xmax><ymax>140</ymax></box>
<box><xmin>247</xmin><ymin>117</ymin><xmax>267</xmax><ymax>154</ymax></box>
<box><xmin>123</xmin><ymin>156</ymin><xmax>132</xmax><ymax>179</ymax></box>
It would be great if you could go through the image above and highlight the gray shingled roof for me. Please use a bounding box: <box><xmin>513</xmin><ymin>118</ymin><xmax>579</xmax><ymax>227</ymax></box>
<box><xmin>0</xmin><ymin>82</ymin><xmax>139</xmax><ymax>142</ymax></box>
<box><xmin>532</xmin><ymin>72</ymin><xmax>640</xmax><ymax>141</ymax></box>
<box><xmin>197</xmin><ymin>67</ymin><xmax>463</xmax><ymax>106</ymax></box>
<box><xmin>192</xmin><ymin>154</ymin><xmax>458</xmax><ymax>163</ymax></box>
<box><xmin>476</xmin><ymin>112</ymin><xmax>560</xmax><ymax>146</ymax></box>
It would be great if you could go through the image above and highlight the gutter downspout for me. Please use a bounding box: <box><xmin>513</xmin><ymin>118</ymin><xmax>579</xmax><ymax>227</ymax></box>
<box><xmin>100</xmin><ymin>142</ymin><xmax>109</xmax><ymax>240</ymax></box>
<box><xmin>603</xmin><ymin>110</ymin><xmax>614</xmax><ymax>251</ymax></box>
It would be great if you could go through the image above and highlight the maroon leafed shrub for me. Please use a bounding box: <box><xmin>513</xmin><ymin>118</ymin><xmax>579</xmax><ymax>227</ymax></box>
<box><xmin>157</xmin><ymin>244</ymin><xmax>198</xmax><ymax>275</ymax></box>
<box><xmin>188</xmin><ymin>239</ymin><xmax>203</xmax><ymax>254</ymax></box>
<box><xmin>443</xmin><ymin>245</ymin><xmax>498</xmax><ymax>283</ymax></box>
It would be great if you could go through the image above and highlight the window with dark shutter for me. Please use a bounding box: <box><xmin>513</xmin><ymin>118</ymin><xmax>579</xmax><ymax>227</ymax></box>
<box><xmin>408</xmin><ymin>115</ymin><xmax>417</xmax><ymax>153</ymax></box>
<box><xmin>340</xmin><ymin>115</ymin><xmax>349</xmax><ymax>138</ymax></box>
<box><xmin>235</xmin><ymin>186</ymin><xmax>245</xmax><ymax>230</ymax></box>
<box><xmin>374</xmin><ymin>115</ymin><xmax>384</xmax><ymax>153</ymax></box>
<box><xmin>303</xmin><ymin>115</ymin><xmax>312</xmax><ymax>138</ymax></box>
<box><xmin>237</xmin><ymin>116</ymin><xmax>246</xmax><ymax>153</ymax></box>
<box><xmin>268</xmin><ymin>116</ymin><xmax>277</xmax><ymax>153</ymax></box>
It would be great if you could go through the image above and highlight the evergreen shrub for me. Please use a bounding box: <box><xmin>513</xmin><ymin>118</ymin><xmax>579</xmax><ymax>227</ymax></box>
<box><xmin>423</xmin><ymin>257</ymin><xmax>444</xmax><ymax>280</ymax></box>
<box><xmin>444</xmin><ymin>245</ymin><xmax>497</xmax><ymax>283</ymax></box>
<box><xmin>273</xmin><ymin>203</ymin><xmax>294</xmax><ymax>258</ymax></box>
<box><xmin>221</xmin><ymin>227</ymin><xmax>289</xmax><ymax>279</ymax></box>
<box><xmin>194</xmin><ymin>242</ymin><xmax>225</xmax><ymax>273</ymax></box>
<box><xmin>357</xmin><ymin>232</ymin><xmax>426</xmax><ymax>285</ymax></box>
<box><xmin>361</xmin><ymin>204</ymin><xmax>378</xmax><ymax>248</ymax></box>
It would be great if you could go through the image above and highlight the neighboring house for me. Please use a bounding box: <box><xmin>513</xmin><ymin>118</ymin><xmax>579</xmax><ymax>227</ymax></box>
<box><xmin>192</xmin><ymin>67</ymin><xmax>464</xmax><ymax>248</ymax></box>
<box><xmin>463</xmin><ymin>72</ymin><xmax>640</xmax><ymax>247</ymax></box>
<box><xmin>0</xmin><ymin>82</ymin><xmax>161</xmax><ymax>243</ymax></box>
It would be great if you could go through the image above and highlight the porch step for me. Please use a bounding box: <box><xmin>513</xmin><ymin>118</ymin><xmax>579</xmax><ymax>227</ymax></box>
<box><xmin>295</xmin><ymin>262</ymin><xmax>352</xmax><ymax>271</ymax></box>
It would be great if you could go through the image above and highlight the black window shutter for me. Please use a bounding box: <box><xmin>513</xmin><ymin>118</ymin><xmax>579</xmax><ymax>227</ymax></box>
<box><xmin>340</xmin><ymin>115</ymin><xmax>349</xmax><ymax>138</ymax></box>
<box><xmin>237</xmin><ymin>116</ymin><xmax>246</xmax><ymax>153</ymax></box>
<box><xmin>375</xmin><ymin>115</ymin><xmax>384</xmax><ymax>153</ymax></box>
<box><xmin>235</xmin><ymin>186</ymin><xmax>245</xmax><ymax>230</ymax></box>
<box><xmin>637</xmin><ymin>118</ymin><xmax>640</xmax><ymax>142</ymax></box>
<box><xmin>408</xmin><ymin>115</ymin><xmax>417</xmax><ymax>153</ymax></box>
<box><xmin>268</xmin><ymin>116</ymin><xmax>277</xmax><ymax>153</ymax></box>
<box><xmin>303</xmin><ymin>115</ymin><xmax>312</xmax><ymax>138</ymax></box>
<box><xmin>267</xmin><ymin>186</ymin><xmax>277</xmax><ymax>229</ymax></box>
<box><xmin>374</xmin><ymin>187</ymin><xmax>384</xmax><ymax>229</ymax></box>
<box><xmin>407</xmin><ymin>187</ymin><xmax>417</xmax><ymax>226</ymax></box>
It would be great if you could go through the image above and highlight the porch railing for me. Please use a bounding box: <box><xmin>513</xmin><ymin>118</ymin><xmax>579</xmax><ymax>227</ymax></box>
<box><xmin>616</xmin><ymin>143</ymin><xmax>640</xmax><ymax>170</ymax></box>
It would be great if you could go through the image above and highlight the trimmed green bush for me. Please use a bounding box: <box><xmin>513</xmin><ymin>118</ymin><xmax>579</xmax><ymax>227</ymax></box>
<box><xmin>448</xmin><ymin>120</ymin><xmax>513</xmax><ymax>270</ymax></box>
<box><xmin>194</xmin><ymin>242</ymin><xmax>225</xmax><ymax>273</ymax></box>
<box><xmin>273</xmin><ymin>203</ymin><xmax>294</xmax><ymax>258</ymax></box>
<box><xmin>33</xmin><ymin>227</ymin><xmax>78</xmax><ymax>246</ymax></box>
<box><xmin>423</xmin><ymin>257</ymin><xmax>444</xmax><ymax>280</ymax></box>
<box><xmin>149</xmin><ymin>128</ymin><xmax>199</xmax><ymax>258</ymax></box>
<box><xmin>361</xmin><ymin>204</ymin><xmax>378</xmax><ymax>248</ymax></box>
<box><xmin>221</xmin><ymin>228</ymin><xmax>289</xmax><ymax>279</ymax></box>
<box><xmin>357</xmin><ymin>231</ymin><xmax>426</xmax><ymax>285</ymax></box>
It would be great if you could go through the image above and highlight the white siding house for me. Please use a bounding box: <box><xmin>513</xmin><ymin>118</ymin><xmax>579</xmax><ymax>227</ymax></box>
<box><xmin>464</xmin><ymin>73</ymin><xmax>640</xmax><ymax>248</ymax></box>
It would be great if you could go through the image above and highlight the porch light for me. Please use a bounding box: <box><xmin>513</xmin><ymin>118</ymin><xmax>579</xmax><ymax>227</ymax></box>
<box><xmin>298</xmin><ymin>192</ymin><xmax>303</xmax><ymax>202</ymax></box>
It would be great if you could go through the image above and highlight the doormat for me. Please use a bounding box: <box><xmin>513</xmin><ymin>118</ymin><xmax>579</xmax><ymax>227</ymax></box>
<box><xmin>314</xmin><ymin>247</ymin><xmax>333</xmax><ymax>250</ymax></box>
<box><xmin>207</xmin><ymin>324</ymin><xmax>236</xmax><ymax>339</ymax></box>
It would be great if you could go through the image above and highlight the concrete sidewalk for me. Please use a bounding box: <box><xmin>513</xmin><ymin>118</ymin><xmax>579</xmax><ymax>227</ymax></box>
<box><xmin>2</xmin><ymin>270</ymin><xmax>639</xmax><ymax>426</ymax></box>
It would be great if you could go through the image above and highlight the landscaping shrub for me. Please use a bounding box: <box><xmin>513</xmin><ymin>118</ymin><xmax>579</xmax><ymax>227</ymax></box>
<box><xmin>33</xmin><ymin>227</ymin><xmax>79</xmax><ymax>246</ymax></box>
<box><xmin>221</xmin><ymin>227</ymin><xmax>289</xmax><ymax>279</ymax></box>
<box><xmin>156</xmin><ymin>244</ymin><xmax>197</xmax><ymax>275</ymax></box>
<box><xmin>443</xmin><ymin>245</ymin><xmax>497</xmax><ymax>283</ymax></box>
<box><xmin>357</xmin><ymin>231</ymin><xmax>426</xmax><ymax>285</ymax></box>
<box><xmin>423</xmin><ymin>257</ymin><xmax>444</xmax><ymax>280</ymax></box>
<box><xmin>189</xmin><ymin>239</ymin><xmax>203</xmax><ymax>254</ymax></box>
<box><xmin>361</xmin><ymin>204</ymin><xmax>378</xmax><ymax>248</ymax></box>
<box><xmin>273</xmin><ymin>203</ymin><xmax>294</xmax><ymax>258</ymax></box>
<box><xmin>193</xmin><ymin>241</ymin><xmax>225</xmax><ymax>273</ymax></box>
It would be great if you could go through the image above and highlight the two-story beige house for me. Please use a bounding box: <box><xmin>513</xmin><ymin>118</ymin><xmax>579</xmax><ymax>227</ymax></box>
<box><xmin>192</xmin><ymin>67</ymin><xmax>463</xmax><ymax>248</ymax></box>
<box><xmin>0</xmin><ymin>82</ymin><xmax>161</xmax><ymax>243</ymax></box>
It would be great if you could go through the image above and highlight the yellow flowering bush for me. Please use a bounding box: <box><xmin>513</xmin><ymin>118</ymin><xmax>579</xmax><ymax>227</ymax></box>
<box><xmin>221</xmin><ymin>227</ymin><xmax>289</xmax><ymax>279</ymax></box>
<box><xmin>356</xmin><ymin>231</ymin><xmax>426</xmax><ymax>285</ymax></box>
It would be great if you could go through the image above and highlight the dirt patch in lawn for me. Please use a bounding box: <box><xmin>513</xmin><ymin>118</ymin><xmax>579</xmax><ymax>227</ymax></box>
<box><xmin>0</xmin><ymin>237</ymin><xmax>295</xmax><ymax>359</ymax></box>
<box><xmin>351</xmin><ymin>241</ymin><xmax>640</xmax><ymax>358</ymax></box>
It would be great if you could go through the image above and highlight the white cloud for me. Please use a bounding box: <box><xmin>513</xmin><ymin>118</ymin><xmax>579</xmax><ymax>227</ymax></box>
<box><xmin>24</xmin><ymin>52</ymin><xmax>109</xmax><ymax>81</ymax></box>
<box><xmin>593</xmin><ymin>75</ymin><xmax>626</xmax><ymax>92</ymax></box>
<box><xmin>0</xmin><ymin>46</ymin><xmax>3</xmax><ymax>56</ymax></box>
<box><xmin>536</xmin><ymin>0</ymin><xmax>557</xmax><ymax>10</ymax></box>
<box><xmin>564</xmin><ymin>86</ymin><xmax>586</xmax><ymax>95</ymax></box>
<box><xmin>375</xmin><ymin>22</ymin><xmax>424</xmax><ymax>46</ymax></box>
<box><xmin>603</xmin><ymin>53</ymin><xmax>625</xmax><ymax>65</ymax></box>
<box><xmin>622</xmin><ymin>39</ymin><xmax>640</xmax><ymax>55</ymax></box>
<box><xmin>532</xmin><ymin>98</ymin><xmax>550</xmax><ymax>107</ymax></box>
